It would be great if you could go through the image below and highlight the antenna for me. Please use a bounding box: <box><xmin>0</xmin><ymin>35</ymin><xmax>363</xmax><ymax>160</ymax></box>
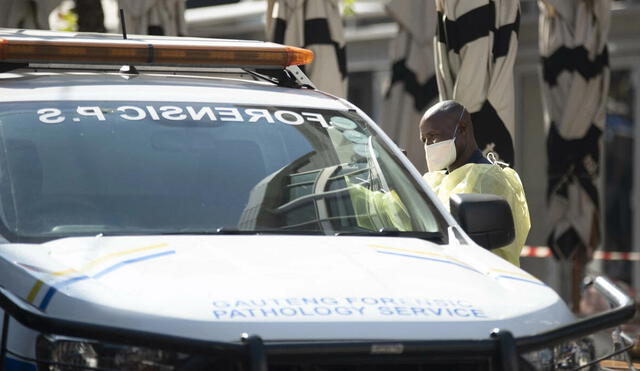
<box><xmin>118</xmin><ymin>8</ymin><xmax>138</xmax><ymax>75</ymax></box>
<box><xmin>119</xmin><ymin>8</ymin><xmax>128</xmax><ymax>40</ymax></box>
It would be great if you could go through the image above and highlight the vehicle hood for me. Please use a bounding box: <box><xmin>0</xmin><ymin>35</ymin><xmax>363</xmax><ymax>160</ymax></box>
<box><xmin>0</xmin><ymin>235</ymin><xmax>574</xmax><ymax>342</ymax></box>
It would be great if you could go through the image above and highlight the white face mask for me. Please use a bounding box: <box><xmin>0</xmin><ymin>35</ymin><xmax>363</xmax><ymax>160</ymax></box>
<box><xmin>424</xmin><ymin>109</ymin><xmax>463</xmax><ymax>172</ymax></box>
<box><xmin>425</xmin><ymin>137</ymin><xmax>456</xmax><ymax>172</ymax></box>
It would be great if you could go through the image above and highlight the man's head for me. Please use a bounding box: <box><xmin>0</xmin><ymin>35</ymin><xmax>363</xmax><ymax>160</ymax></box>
<box><xmin>419</xmin><ymin>100</ymin><xmax>478</xmax><ymax>171</ymax></box>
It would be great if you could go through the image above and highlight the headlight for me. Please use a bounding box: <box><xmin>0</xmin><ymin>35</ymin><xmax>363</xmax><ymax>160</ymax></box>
<box><xmin>522</xmin><ymin>338</ymin><xmax>593</xmax><ymax>370</ymax></box>
<box><xmin>36</xmin><ymin>335</ymin><xmax>182</xmax><ymax>371</ymax></box>
<box><xmin>522</xmin><ymin>327</ymin><xmax>634</xmax><ymax>370</ymax></box>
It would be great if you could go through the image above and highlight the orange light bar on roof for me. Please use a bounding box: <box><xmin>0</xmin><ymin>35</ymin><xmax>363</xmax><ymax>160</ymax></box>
<box><xmin>0</xmin><ymin>36</ymin><xmax>314</xmax><ymax>69</ymax></box>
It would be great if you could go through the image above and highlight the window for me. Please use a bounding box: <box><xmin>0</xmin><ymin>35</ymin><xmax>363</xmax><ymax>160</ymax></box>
<box><xmin>0</xmin><ymin>102</ymin><xmax>444</xmax><ymax>242</ymax></box>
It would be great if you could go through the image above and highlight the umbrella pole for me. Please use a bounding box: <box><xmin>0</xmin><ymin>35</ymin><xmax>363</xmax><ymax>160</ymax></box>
<box><xmin>572</xmin><ymin>247</ymin><xmax>586</xmax><ymax>312</ymax></box>
<box><xmin>559</xmin><ymin>257</ymin><xmax>573</xmax><ymax>308</ymax></box>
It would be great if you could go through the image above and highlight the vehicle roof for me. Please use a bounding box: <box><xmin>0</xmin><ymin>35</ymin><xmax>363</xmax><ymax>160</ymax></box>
<box><xmin>0</xmin><ymin>69</ymin><xmax>348</xmax><ymax>109</ymax></box>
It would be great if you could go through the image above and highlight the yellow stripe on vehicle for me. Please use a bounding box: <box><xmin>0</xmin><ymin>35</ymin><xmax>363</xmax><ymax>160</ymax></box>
<box><xmin>27</xmin><ymin>280</ymin><xmax>44</xmax><ymax>303</ymax></box>
<box><xmin>51</xmin><ymin>243</ymin><xmax>169</xmax><ymax>277</ymax></box>
<box><xmin>370</xmin><ymin>244</ymin><xmax>546</xmax><ymax>287</ymax></box>
<box><xmin>369</xmin><ymin>244</ymin><xmax>475</xmax><ymax>270</ymax></box>
<box><xmin>25</xmin><ymin>242</ymin><xmax>169</xmax><ymax>303</ymax></box>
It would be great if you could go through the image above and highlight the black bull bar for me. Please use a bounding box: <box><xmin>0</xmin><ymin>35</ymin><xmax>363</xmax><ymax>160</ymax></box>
<box><xmin>0</xmin><ymin>276</ymin><xmax>635</xmax><ymax>371</ymax></box>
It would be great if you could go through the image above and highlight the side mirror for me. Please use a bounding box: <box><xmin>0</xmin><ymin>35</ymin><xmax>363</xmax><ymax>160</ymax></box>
<box><xmin>449</xmin><ymin>193</ymin><xmax>515</xmax><ymax>250</ymax></box>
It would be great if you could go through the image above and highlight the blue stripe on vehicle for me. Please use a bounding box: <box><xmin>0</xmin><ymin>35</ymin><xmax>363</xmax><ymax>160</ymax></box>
<box><xmin>38</xmin><ymin>250</ymin><xmax>175</xmax><ymax>311</ymax></box>
<box><xmin>38</xmin><ymin>275</ymin><xmax>90</xmax><ymax>310</ymax></box>
<box><xmin>38</xmin><ymin>286</ymin><xmax>58</xmax><ymax>311</ymax></box>
<box><xmin>92</xmin><ymin>250</ymin><xmax>175</xmax><ymax>279</ymax></box>
<box><xmin>495</xmin><ymin>275</ymin><xmax>547</xmax><ymax>287</ymax></box>
<box><xmin>376</xmin><ymin>250</ymin><xmax>483</xmax><ymax>274</ymax></box>
<box><xmin>377</xmin><ymin>250</ymin><xmax>547</xmax><ymax>287</ymax></box>
<box><xmin>5</xmin><ymin>357</ymin><xmax>37</xmax><ymax>371</ymax></box>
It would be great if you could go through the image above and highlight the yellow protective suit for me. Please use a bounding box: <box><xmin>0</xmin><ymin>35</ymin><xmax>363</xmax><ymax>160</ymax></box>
<box><xmin>347</xmin><ymin>183</ymin><xmax>412</xmax><ymax>232</ymax></box>
<box><xmin>423</xmin><ymin>164</ymin><xmax>530</xmax><ymax>266</ymax></box>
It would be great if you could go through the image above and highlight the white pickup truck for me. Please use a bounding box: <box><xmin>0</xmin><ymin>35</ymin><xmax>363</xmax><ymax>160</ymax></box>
<box><xmin>0</xmin><ymin>29</ymin><xmax>635</xmax><ymax>371</ymax></box>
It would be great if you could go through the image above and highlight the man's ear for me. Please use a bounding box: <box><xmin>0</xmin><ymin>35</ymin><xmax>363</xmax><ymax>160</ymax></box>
<box><xmin>458</xmin><ymin>118</ymin><xmax>468</xmax><ymax>134</ymax></box>
<box><xmin>455</xmin><ymin>119</ymin><xmax>469</xmax><ymax>151</ymax></box>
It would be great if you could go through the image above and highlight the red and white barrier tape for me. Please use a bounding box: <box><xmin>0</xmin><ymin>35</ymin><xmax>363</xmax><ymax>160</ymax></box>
<box><xmin>521</xmin><ymin>246</ymin><xmax>553</xmax><ymax>258</ymax></box>
<box><xmin>521</xmin><ymin>246</ymin><xmax>640</xmax><ymax>261</ymax></box>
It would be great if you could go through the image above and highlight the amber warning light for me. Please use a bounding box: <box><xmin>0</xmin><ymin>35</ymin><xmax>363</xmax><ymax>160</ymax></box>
<box><xmin>0</xmin><ymin>36</ymin><xmax>314</xmax><ymax>68</ymax></box>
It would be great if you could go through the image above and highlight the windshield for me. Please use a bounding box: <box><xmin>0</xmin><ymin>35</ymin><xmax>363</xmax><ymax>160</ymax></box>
<box><xmin>0</xmin><ymin>102</ymin><xmax>447</xmax><ymax>242</ymax></box>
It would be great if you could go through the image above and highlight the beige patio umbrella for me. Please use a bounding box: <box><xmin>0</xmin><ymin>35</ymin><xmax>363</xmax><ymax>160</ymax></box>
<box><xmin>266</xmin><ymin>0</ymin><xmax>347</xmax><ymax>98</ymax></box>
<box><xmin>118</xmin><ymin>0</ymin><xmax>187</xmax><ymax>36</ymax></box>
<box><xmin>0</xmin><ymin>0</ymin><xmax>63</xmax><ymax>29</ymax></box>
<box><xmin>433</xmin><ymin>0</ymin><xmax>520</xmax><ymax>166</ymax></box>
<box><xmin>380</xmin><ymin>0</ymin><xmax>438</xmax><ymax>173</ymax></box>
<box><xmin>539</xmin><ymin>0</ymin><xmax>610</xmax><ymax>263</ymax></box>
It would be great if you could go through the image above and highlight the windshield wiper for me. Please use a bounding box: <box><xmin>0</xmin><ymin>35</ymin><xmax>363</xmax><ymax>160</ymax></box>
<box><xmin>335</xmin><ymin>229</ymin><xmax>444</xmax><ymax>243</ymax></box>
<box><xmin>42</xmin><ymin>228</ymin><xmax>443</xmax><ymax>242</ymax></box>
<box><xmin>160</xmin><ymin>228</ymin><xmax>326</xmax><ymax>236</ymax></box>
<box><xmin>217</xmin><ymin>227</ymin><xmax>327</xmax><ymax>236</ymax></box>
<box><xmin>111</xmin><ymin>228</ymin><xmax>443</xmax><ymax>242</ymax></box>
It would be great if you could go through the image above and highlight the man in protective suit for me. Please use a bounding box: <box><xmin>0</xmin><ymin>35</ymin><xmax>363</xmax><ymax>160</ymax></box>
<box><xmin>420</xmin><ymin>100</ymin><xmax>530</xmax><ymax>266</ymax></box>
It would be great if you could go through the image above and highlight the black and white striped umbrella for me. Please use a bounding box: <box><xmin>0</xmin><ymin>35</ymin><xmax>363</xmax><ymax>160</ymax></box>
<box><xmin>434</xmin><ymin>0</ymin><xmax>520</xmax><ymax>165</ymax></box>
<box><xmin>118</xmin><ymin>0</ymin><xmax>187</xmax><ymax>36</ymax></box>
<box><xmin>539</xmin><ymin>0</ymin><xmax>611</xmax><ymax>260</ymax></box>
<box><xmin>266</xmin><ymin>0</ymin><xmax>347</xmax><ymax>98</ymax></box>
<box><xmin>380</xmin><ymin>0</ymin><xmax>438</xmax><ymax>173</ymax></box>
<box><xmin>0</xmin><ymin>0</ymin><xmax>62</xmax><ymax>29</ymax></box>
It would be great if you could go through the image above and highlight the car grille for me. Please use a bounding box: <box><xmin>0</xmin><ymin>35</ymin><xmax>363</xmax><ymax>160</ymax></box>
<box><xmin>177</xmin><ymin>356</ymin><xmax>494</xmax><ymax>371</ymax></box>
